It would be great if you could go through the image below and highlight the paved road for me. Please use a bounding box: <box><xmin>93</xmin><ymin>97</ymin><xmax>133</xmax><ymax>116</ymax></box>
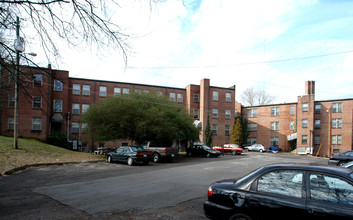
<box><xmin>0</xmin><ymin>152</ymin><xmax>328</xmax><ymax>219</ymax></box>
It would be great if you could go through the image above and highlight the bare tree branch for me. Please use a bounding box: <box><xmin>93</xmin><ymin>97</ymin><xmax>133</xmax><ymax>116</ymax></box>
<box><xmin>240</xmin><ymin>87</ymin><xmax>276</xmax><ymax>106</ymax></box>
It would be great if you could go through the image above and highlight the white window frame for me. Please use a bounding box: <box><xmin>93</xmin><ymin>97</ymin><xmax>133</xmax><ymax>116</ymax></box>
<box><xmin>315</xmin><ymin>104</ymin><xmax>321</xmax><ymax>113</ymax></box>
<box><xmin>271</xmin><ymin>107</ymin><xmax>280</xmax><ymax>116</ymax></box>
<box><xmin>213</xmin><ymin>91</ymin><xmax>219</xmax><ymax>101</ymax></box>
<box><xmin>123</xmin><ymin>88</ymin><xmax>129</xmax><ymax>95</ymax></box>
<box><xmin>332</xmin><ymin>103</ymin><xmax>343</xmax><ymax>113</ymax></box>
<box><xmin>73</xmin><ymin>84</ymin><xmax>80</xmax><ymax>95</ymax></box>
<box><xmin>72</xmin><ymin>103</ymin><xmax>80</xmax><ymax>115</ymax></box>
<box><xmin>135</xmin><ymin>89</ymin><xmax>141</xmax><ymax>94</ymax></box>
<box><xmin>32</xmin><ymin>117</ymin><xmax>41</xmax><ymax>131</ymax></box>
<box><xmin>270</xmin><ymin>137</ymin><xmax>279</xmax><ymax>146</ymax></box>
<box><xmin>33</xmin><ymin>73</ymin><xmax>42</xmax><ymax>86</ymax></box>
<box><xmin>82</xmin><ymin>85</ymin><xmax>90</xmax><ymax>96</ymax></box>
<box><xmin>247</xmin><ymin>109</ymin><xmax>257</xmax><ymax>118</ymax></box>
<box><xmin>82</xmin><ymin>104</ymin><xmax>89</xmax><ymax>113</ymax></box>
<box><xmin>114</xmin><ymin>87</ymin><xmax>121</xmax><ymax>96</ymax></box>
<box><xmin>332</xmin><ymin>135</ymin><xmax>342</xmax><ymax>145</ymax></box>
<box><xmin>72</xmin><ymin>122</ymin><xmax>80</xmax><ymax>134</ymax></box>
<box><xmin>194</xmin><ymin>93</ymin><xmax>200</xmax><ymax>102</ymax></box>
<box><xmin>212</xmin><ymin>124</ymin><xmax>218</xmax><ymax>135</ymax></box>
<box><xmin>302</xmin><ymin>119</ymin><xmax>308</xmax><ymax>128</ymax></box>
<box><xmin>225</xmin><ymin>109</ymin><xmax>231</xmax><ymax>119</ymax></box>
<box><xmin>271</xmin><ymin>122</ymin><xmax>279</xmax><ymax>131</ymax></box>
<box><xmin>302</xmin><ymin>103</ymin><xmax>308</xmax><ymax>112</ymax></box>
<box><xmin>332</xmin><ymin>118</ymin><xmax>342</xmax><ymax>129</ymax></box>
<box><xmin>290</xmin><ymin>106</ymin><xmax>295</xmax><ymax>115</ymax></box>
<box><xmin>212</xmin><ymin>108</ymin><xmax>218</xmax><ymax>118</ymax></box>
<box><xmin>225</xmin><ymin>93</ymin><xmax>231</xmax><ymax>102</ymax></box>
<box><xmin>247</xmin><ymin>137</ymin><xmax>257</xmax><ymax>145</ymax></box>
<box><xmin>54</xmin><ymin>80</ymin><xmax>63</xmax><ymax>91</ymax></box>
<box><xmin>177</xmin><ymin>93</ymin><xmax>183</xmax><ymax>103</ymax></box>
<box><xmin>248</xmin><ymin>123</ymin><xmax>257</xmax><ymax>132</ymax></box>
<box><xmin>193</xmin><ymin>109</ymin><xmax>199</xmax><ymax>119</ymax></box>
<box><xmin>289</xmin><ymin>121</ymin><xmax>294</xmax><ymax>130</ymax></box>
<box><xmin>314</xmin><ymin>120</ymin><xmax>321</xmax><ymax>129</ymax></box>
<box><xmin>170</xmin><ymin>93</ymin><xmax>176</xmax><ymax>102</ymax></box>
<box><xmin>225</xmin><ymin>125</ymin><xmax>230</xmax><ymax>136</ymax></box>
<box><xmin>99</xmin><ymin>86</ymin><xmax>107</xmax><ymax>97</ymax></box>
<box><xmin>302</xmin><ymin>135</ymin><xmax>308</xmax><ymax>144</ymax></box>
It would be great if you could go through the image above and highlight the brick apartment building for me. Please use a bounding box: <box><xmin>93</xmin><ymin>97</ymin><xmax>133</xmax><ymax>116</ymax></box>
<box><xmin>0</xmin><ymin>65</ymin><xmax>236</xmax><ymax>151</ymax></box>
<box><xmin>243</xmin><ymin>81</ymin><xmax>353</xmax><ymax>157</ymax></box>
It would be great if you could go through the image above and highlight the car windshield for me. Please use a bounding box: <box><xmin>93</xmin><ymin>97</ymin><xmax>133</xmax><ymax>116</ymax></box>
<box><xmin>130</xmin><ymin>146</ymin><xmax>144</xmax><ymax>152</ymax></box>
<box><xmin>203</xmin><ymin>145</ymin><xmax>211</xmax><ymax>150</ymax></box>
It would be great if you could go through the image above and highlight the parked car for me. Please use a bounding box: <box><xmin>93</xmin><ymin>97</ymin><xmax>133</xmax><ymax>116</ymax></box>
<box><xmin>328</xmin><ymin>150</ymin><xmax>353</xmax><ymax>166</ymax></box>
<box><xmin>245</xmin><ymin>144</ymin><xmax>266</xmax><ymax>152</ymax></box>
<box><xmin>141</xmin><ymin>141</ymin><xmax>178</xmax><ymax>163</ymax></box>
<box><xmin>341</xmin><ymin>161</ymin><xmax>353</xmax><ymax>170</ymax></box>
<box><xmin>106</xmin><ymin>146</ymin><xmax>152</xmax><ymax>166</ymax></box>
<box><xmin>204</xmin><ymin>163</ymin><xmax>353</xmax><ymax>220</ymax></box>
<box><xmin>187</xmin><ymin>143</ymin><xmax>221</xmax><ymax>158</ymax></box>
<box><xmin>213</xmin><ymin>144</ymin><xmax>243</xmax><ymax>155</ymax></box>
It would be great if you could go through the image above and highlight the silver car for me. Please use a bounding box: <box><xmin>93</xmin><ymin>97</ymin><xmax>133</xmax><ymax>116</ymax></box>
<box><xmin>245</xmin><ymin>144</ymin><xmax>266</xmax><ymax>152</ymax></box>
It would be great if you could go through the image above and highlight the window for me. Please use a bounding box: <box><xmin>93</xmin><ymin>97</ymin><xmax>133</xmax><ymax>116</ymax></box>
<box><xmin>99</xmin><ymin>86</ymin><xmax>107</xmax><ymax>97</ymax></box>
<box><xmin>257</xmin><ymin>170</ymin><xmax>303</xmax><ymax>198</ymax></box>
<box><xmin>225</xmin><ymin>93</ymin><xmax>231</xmax><ymax>102</ymax></box>
<box><xmin>302</xmin><ymin>119</ymin><xmax>308</xmax><ymax>128</ymax></box>
<box><xmin>33</xmin><ymin>73</ymin><xmax>42</xmax><ymax>86</ymax></box>
<box><xmin>271</xmin><ymin>107</ymin><xmax>280</xmax><ymax>116</ymax></box>
<box><xmin>212</xmin><ymin>124</ymin><xmax>218</xmax><ymax>135</ymax></box>
<box><xmin>73</xmin><ymin>84</ymin><xmax>80</xmax><ymax>95</ymax></box>
<box><xmin>156</xmin><ymin>91</ymin><xmax>162</xmax><ymax>96</ymax></box>
<box><xmin>82</xmin><ymin>85</ymin><xmax>90</xmax><ymax>96</ymax></box>
<box><xmin>225</xmin><ymin>125</ymin><xmax>230</xmax><ymax>136</ymax></box>
<box><xmin>270</xmin><ymin>137</ymin><xmax>279</xmax><ymax>146</ymax></box>
<box><xmin>193</xmin><ymin>109</ymin><xmax>199</xmax><ymax>119</ymax></box>
<box><xmin>143</xmin><ymin>89</ymin><xmax>149</xmax><ymax>94</ymax></box>
<box><xmin>177</xmin><ymin>93</ymin><xmax>183</xmax><ymax>103</ymax></box>
<box><xmin>302</xmin><ymin>103</ymin><xmax>308</xmax><ymax>112</ymax></box>
<box><xmin>212</xmin><ymin>109</ymin><xmax>218</xmax><ymax>118</ymax></box>
<box><xmin>114</xmin><ymin>87</ymin><xmax>121</xmax><ymax>96</ymax></box>
<box><xmin>135</xmin><ymin>89</ymin><xmax>141</xmax><ymax>94</ymax></box>
<box><xmin>54</xmin><ymin>80</ymin><xmax>63</xmax><ymax>91</ymax></box>
<box><xmin>54</xmin><ymin>100</ymin><xmax>62</xmax><ymax>112</ymax></box>
<box><xmin>194</xmin><ymin>93</ymin><xmax>199</xmax><ymax>102</ymax></box>
<box><xmin>315</xmin><ymin>104</ymin><xmax>321</xmax><ymax>113</ymax></box>
<box><xmin>290</xmin><ymin>106</ymin><xmax>295</xmax><ymax>115</ymax></box>
<box><xmin>332</xmin><ymin>103</ymin><xmax>342</xmax><ymax>113</ymax></box>
<box><xmin>314</xmin><ymin>136</ymin><xmax>320</xmax><ymax>145</ymax></box>
<box><xmin>289</xmin><ymin>121</ymin><xmax>294</xmax><ymax>130</ymax></box>
<box><xmin>271</xmin><ymin>122</ymin><xmax>279</xmax><ymax>131</ymax></box>
<box><xmin>225</xmin><ymin>109</ymin><xmax>231</xmax><ymax>119</ymax></box>
<box><xmin>123</xmin><ymin>88</ymin><xmax>129</xmax><ymax>95</ymax></box>
<box><xmin>72</xmin><ymin>103</ymin><xmax>80</xmax><ymax>115</ymax></box>
<box><xmin>32</xmin><ymin>117</ymin><xmax>41</xmax><ymax>131</ymax></box>
<box><xmin>332</xmin><ymin>119</ymin><xmax>342</xmax><ymax>129</ymax></box>
<box><xmin>82</xmin><ymin>104</ymin><xmax>89</xmax><ymax>113</ymax></box>
<box><xmin>170</xmin><ymin>93</ymin><xmax>176</xmax><ymax>102</ymax></box>
<box><xmin>72</xmin><ymin>122</ymin><xmax>80</xmax><ymax>134</ymax></box>
<box><xmin>332</xmin><ymin>135</ymin><xmax>342</xmax><ymax>145</ymax></box>
<box><xmin>32</xmin><ymin>96</ymin><xmax>42</xmax><ymax>109</ymax></box>
<box><xmin>302</xmin><ymin>135</ymin><xmax>308</xmax><ymax>145</ymax></box>
<box><xmin>247</xmin><ymin>109</ymin><xmax>257</xmax><ymax>118</ymax></box>
<box><xmin>213</xmin><ymin>91</ymin><xmax>218</xmax><ymax>101</ymax></box>
<box><xmin>248</xmin><ymin>123</ymin><xmax>257</xmax><ymax>132</ymax></box>
<box><xmin>8</xmin><ymin>117</ymin><xmax>14</xmax><ymax>130</ymax></box>
<box><xmin>314</xmin><ymin>120</ymin><xmax>321</xmax><ymax>129</ymax></box>
<box><xmin>247</xmin><ymin>137</ymin><xmax>257</xmax><ymax>145</ymax></box>
<box><xmin>8</xmin><ymin>95</ymin><xmax>15</xmax><ymax>108</ymax></box>
<box><xmin>309</xmin><ymin>173</ymin><xmax>353</xmax><ymax>206</ymax></box>
<box><xmin>234</xmin><ymin>110</ymin><xmax>238</xmax><ymax>118</ymax></box>
<box><xmin>81</xmin><ymin>123</ymin><xmax>88</xmax><ymax>134</ymax></box>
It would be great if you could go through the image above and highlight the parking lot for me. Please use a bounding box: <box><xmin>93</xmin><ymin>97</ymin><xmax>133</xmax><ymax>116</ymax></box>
<box><xmin>0</xmin><ymin>152</ymin><xmax>328</xmax><ymax>219</ymax></box>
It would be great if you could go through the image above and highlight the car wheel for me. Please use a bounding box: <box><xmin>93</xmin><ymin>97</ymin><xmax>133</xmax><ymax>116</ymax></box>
<box><xmin>127</xmin><ymin>157</ymin><xmax>133</xmax><ymax>166</ymax></box>
<box><xmin>153</xmin><ymin>153</ymin><xmax>160</xmax><ymax>163</ymax></box>
<box><xmin>259</xmin><ymin>149</ymin><xmax>263</xmax><ymax>153</ymax></box>
<box><xmin>338</xmin><ymin>161</ymin><xmax>345</xmax><ymax>166</ymax></box>
<box><xmin>232</xmin><ymin>151</ymin><xmax>236</xmax><ymax>156</ymax></box>
<box><xmin>107</xmin><ymin>156</ymin><xmax>113</xmax><ymax>163</ymax></box>
<box><xmin>206</xmin><ymin>153</ymin><xmax>211</xmax><ymax>158</ymax></box>
<box><xmin>229</xmin><ymin>213</ymin><xmax>252</xmax><ymax>220</ymax></box>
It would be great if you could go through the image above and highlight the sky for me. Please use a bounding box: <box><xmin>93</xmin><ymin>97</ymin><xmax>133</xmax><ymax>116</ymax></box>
<box><xmin>30</xmin><ymin>0</ymin><xmax>353</xmax><ymax>104</ymax></box>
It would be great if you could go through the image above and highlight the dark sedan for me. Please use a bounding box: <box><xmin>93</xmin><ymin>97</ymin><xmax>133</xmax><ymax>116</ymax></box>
<box><xmin>187</xmin><ymin>143</ymin><xmax>221</xmax><ymax>158</ymax></box>
<box><xmin>328</xmin><ymin>150</ymin><xmax>353</xmax><ymax>166</ymax></box>
<box><xmin>106</xmin><ymin>146</ymin><xmax>152</xmax><ymax>166</ymax></box>
<box><xmin>204</xmin><ymin>164</ymin><xmax>353</xmax><ymax>220</ymax></box>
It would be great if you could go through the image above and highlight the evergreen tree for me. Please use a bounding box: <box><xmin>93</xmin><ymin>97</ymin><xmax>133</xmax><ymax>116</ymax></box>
<box><xmin>205</xmin><ymin>116</ymin><xmax>213</xmax><ymax>147</ymax></box>
<box><xmin>234</xmin><ymin>118</ymin><xmax>243</xmax><ymax>145</ymax></box>
<box><xmin>230</xmin><ymin>124</ymin><xmax>237</xmax><ymax>144</ymax></box>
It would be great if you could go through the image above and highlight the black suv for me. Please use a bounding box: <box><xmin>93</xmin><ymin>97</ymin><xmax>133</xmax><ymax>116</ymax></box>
<box><xmin>204</xmin><ymin>164</ymin><xmax>353</xmax><ymax>220</ymax></box>
<box><xmin>187</xmin><ymin>143</ymin><xmax>221</xmax><ymax>158</ymax></box>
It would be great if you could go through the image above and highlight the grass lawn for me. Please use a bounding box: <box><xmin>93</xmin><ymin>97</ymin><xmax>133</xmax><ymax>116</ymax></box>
<box><xmin>0</xmin><ymin>136</ymin><xmax>104</xmax><ymax>175</ymax></box>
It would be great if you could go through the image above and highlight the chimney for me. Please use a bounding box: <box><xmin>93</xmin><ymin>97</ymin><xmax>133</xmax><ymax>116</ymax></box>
<box><xmin>305</xmin><ymin>80</ymin><xmax>315</xmax><ymax>96</ymax></box>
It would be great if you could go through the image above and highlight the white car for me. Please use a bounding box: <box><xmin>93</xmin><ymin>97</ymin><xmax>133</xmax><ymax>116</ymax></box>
<box><xmin>245</xmin><ymin>144</ymin><xmax>266</xmax><ymax>152</ymax></box>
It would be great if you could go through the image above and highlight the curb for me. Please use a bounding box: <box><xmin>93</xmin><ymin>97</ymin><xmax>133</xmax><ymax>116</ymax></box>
<box><xmin>2</xmin><ymin>159</ymin><xmax>105</xmax><ymax>176</ymax></box>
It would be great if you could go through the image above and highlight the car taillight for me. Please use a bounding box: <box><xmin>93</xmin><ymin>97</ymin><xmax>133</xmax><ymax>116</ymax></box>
<box><xmin>164</xmin><ymin>148</ymin><xmax>167</xmax><ymax>152</ymax></box>
<box><xmin>208</xmin><ymin>186</ymin><xmax>213</xmax><ymax>197</ymax></box>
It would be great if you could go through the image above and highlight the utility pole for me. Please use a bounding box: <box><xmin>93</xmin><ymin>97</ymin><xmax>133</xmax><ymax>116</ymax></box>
<box><xmin>13</xmin><ymin>16</ymin><xmax>20</xmax><ymax>149</ymax></box>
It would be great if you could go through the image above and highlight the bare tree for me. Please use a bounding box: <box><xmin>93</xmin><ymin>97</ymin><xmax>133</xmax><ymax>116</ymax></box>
<box><xmin>240</xmin><ymin>87</ymin><xmax>276</xmax><ymax>106</ymax></box>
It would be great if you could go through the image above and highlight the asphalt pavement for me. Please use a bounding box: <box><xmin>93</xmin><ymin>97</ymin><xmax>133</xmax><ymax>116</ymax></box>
<box><xmin>0</xmin><ymin>152</ymin><xmax>329</xmax><ymax>219</ymax></box>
